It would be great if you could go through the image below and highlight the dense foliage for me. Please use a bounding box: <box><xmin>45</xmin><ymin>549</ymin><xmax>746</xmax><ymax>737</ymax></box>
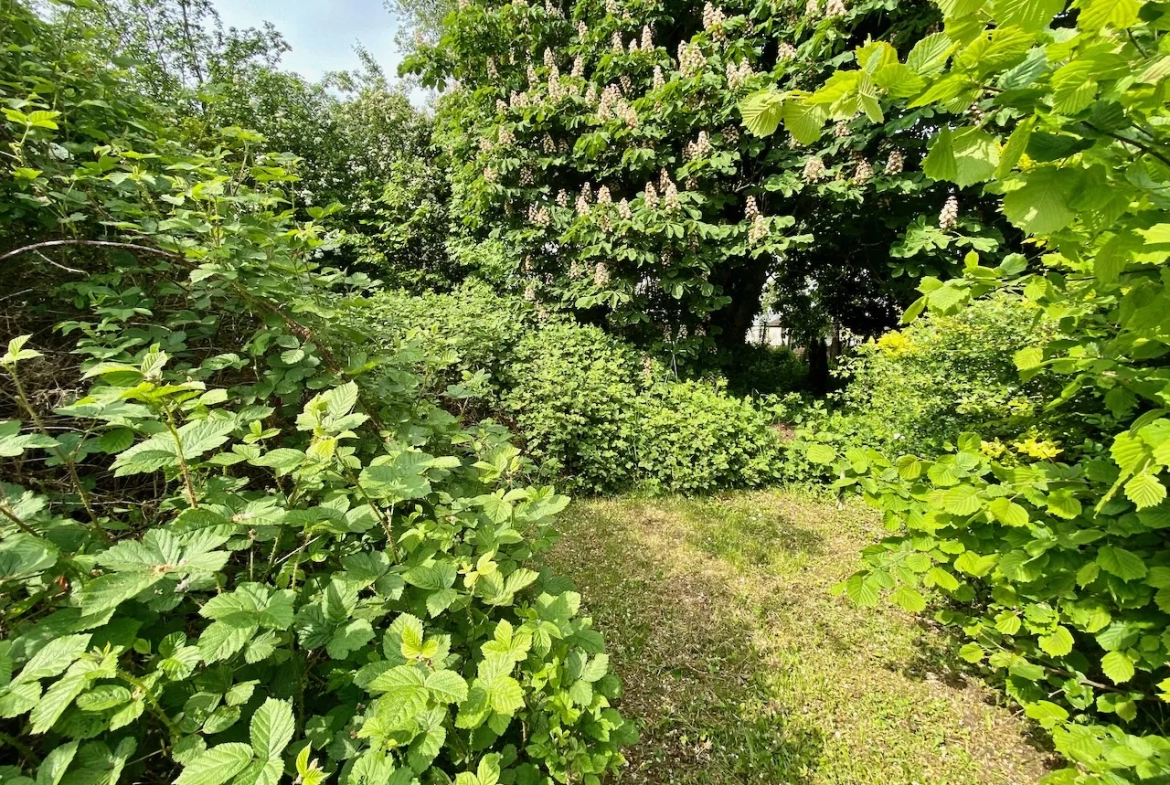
<box><xmin>353</xmin><ymin>284</ymin><xmax>785</xmax><ymax>493</ymax></box>
<box><xmin>0</xmin><ymin>4</ymin><xmax>632</xmax><ymax>785</ymax></box>
<box><xmin>405</xmin><ymin>0</ymin><xmax>1012</xmax><ymax>359</ymax></box>
<box><xmin>750</xmin><ymin>0</ymin><xmax>1170</xmax><ymax>780</ymax></box>
<box><xmin>840</xmin><ymin>292</ymin><xmax>1061</xmax><ymax>456</ymax></box>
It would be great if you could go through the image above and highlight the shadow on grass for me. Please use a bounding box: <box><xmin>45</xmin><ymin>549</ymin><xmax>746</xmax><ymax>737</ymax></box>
<box><xmin>548</xmin><ymin>499</ymin><xmax>826</xmax><ymax>785</ymax></box>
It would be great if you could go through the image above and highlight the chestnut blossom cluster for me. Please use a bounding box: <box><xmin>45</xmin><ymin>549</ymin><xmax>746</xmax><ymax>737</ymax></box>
<box><xmin>702</xmin><ymin>2</ymin><xmax>726</xmax><ymax>38</ymax></box>
<box><xmin>852</xmin><ymin>157</ymin><xmax>872</xmax><ymax>185</ymax></box>
<box><xmin>678</xmin><ymin>42</ymin><xmax>706</xmax><ymax>77</ymax></box>
<box><xmin>685</xmin><ymin>131</ymin><xmax>712</xmax><ymax>160</ymax></box>
<box><xmin>641</xmin><ymin>25</ymin><xmax>654</xmax><ymax>51</ymax></box>
<box><xmin>885</xmin><ymin>148</ymin><xmax>904</xmax><ymax>175</ymax></box>
<box><xmin>527</xmin><ymin>203</ymin><xmax>550</xmax><ymax>226</ymax></box>
<box><xmin>556</xmin><ymin>189</ymin><xmax>568</xmax><ymax>207</ymax></box>
<box><xmin>510</xmin><ymin>91</ymin><xmax>530</xmax><ymax>109</ymax></box>
<box><xmin>722</xmin><ymin>124</ymin><xmax>739</xmax><ymax>145</ymax></box>
<box><xmin>593</xmin><ymin>262</ymin><xmax>610</xmax><ymax>287</ymax></box>
<box><xmin>826</xmin><ymin>0</ymin><xmax>847</xmax><ymax>16</ymax></box>
<box><xmin>833</xmin><ymin>120</ymin><xmax>851</xmax><ymax>138</ymax></box>
<box><xmin>777</xmin><ymin>42</ymin><xmax>798</xmax><ymax>61</ymax></box>
<box><xmin>748</xmin><ymin>215</ymin><xmax>768</xmax><ymax>244</ymax></box>
<box><xmin>644</xmin><ymin>182</ymin><xmax>659</xmax><ymax>209</ymax></box>
<box><xmin>618</xmin><ymin>198</ymin><xmax>632</xmax><ymax>220</ymax></box>
<box><xmin>663</xmin><ymin>180</ymin><xmax>681</xmax><ymax>212</ymax></box>
<box><xmin>939</xmin><ymin>195</ymin><xmax>959</xmax><ymax>229</ymax></box>
<box><xmin>745</xmin><ymin>195</ymin><xmax>759</xmax><ymax>221</ymax></box>
<box><xmin>598</xmin><ymin>84</ymin><xmax>637</xmax><ymax>126</ymax></box>
<box><xmin>802</xmin><ymin>157</ymin><xmax>825</xmax><ymax>183</ymax></box>
<box><xmin>652</xmin><ymin>66</ymin><xmax>666</xmax><ymax>91</ymax></box>
<box><xmin>576</xmin><ymin>182</ymin><xmax>593</xmax><ymax>215</ymax></box>
<box><xmin>726</xmin><ymin>59</ymin><xmax>754</xmax><ymax>88</ymax></box>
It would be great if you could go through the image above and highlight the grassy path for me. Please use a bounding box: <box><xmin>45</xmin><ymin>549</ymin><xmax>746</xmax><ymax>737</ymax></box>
<box><xmin>545</xmin><ymin>492</ymin><xmax>1054</xmax><ymax>785</ymax></box>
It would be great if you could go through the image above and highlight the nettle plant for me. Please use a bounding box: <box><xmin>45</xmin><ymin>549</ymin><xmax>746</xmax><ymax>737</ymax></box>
<box><xmin>749</xmin><ymin>0</ymin><xmax>1170</xmax><ymax>780</ymax></box>
<box><xmin>405</xmin><ymin>0</ymin><xmax>1005</xmax><ymax>356</ymax></box>
<box><xmin>0</xmin><ymin>4</ymin><xmax>631</xmax><ymax>784</ymax></box>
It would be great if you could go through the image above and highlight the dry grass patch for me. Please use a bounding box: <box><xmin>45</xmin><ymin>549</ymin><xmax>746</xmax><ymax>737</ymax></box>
<box><xmin>546</xmin><ymin>490</ymin><xmax>1056</xmax><ymax>785</ymax></box>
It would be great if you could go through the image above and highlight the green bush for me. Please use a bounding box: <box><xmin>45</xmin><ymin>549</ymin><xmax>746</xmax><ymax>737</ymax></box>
<box><xmin>720</xmin><ymin>344</ymin><xmax>809</xmax><ymax>398</ymax></box>
<box><xmin>0</xmin><ymin>5</ymin><xmax>632</xmax><ymax>784</ymax></box>
<box><xmin>753</xmin><ymin>3</ymin><xmax>1170</xmax><ymax>780</ymax></box>
<box><xmin>838</xmin><ymin>292</ymin><xmax>1061</xmax><ymax>455</ymax></box>
<box><xmin>352</xmin><ymin>285</ymin><xmax>784</xmax><ymax>495</ymax></box>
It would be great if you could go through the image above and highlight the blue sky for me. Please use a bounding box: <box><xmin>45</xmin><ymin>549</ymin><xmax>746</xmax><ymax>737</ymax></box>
<box><xmin>211</xmin><ymin>0</ymin><xmax>405</xmax><ymax>83</ymax></box>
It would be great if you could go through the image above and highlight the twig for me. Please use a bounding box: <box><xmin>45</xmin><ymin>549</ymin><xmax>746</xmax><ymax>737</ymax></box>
<box><xmin>0</xmin><ymin>239</ymin><xmax>181</xmax><ymax>264</ymax></box>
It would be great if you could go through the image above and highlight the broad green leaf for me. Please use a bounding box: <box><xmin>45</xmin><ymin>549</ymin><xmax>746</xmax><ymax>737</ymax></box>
<box><xmin>426</xmin><ymin>670</ymin><xmax>469</xmax><ymax>703</ymax></box>
<box><xmin>175</xmin><ymin>743</ymin><xmax>255</xmax><ymax>785</ymax></box>
<box><xmin>1125</xmin><ymin>471</ymin><xmax>1166</xmax><ymax>510</ymax></box>
<box><xmin>250</xmin><ymin>698</ymin><xmax>295</xmax><ymax>760</ymax></box>
<box><xmin>1101</xmin><ymin>650</ymin><xmax>1135</xmax><ymax>684</ymax></box>
<box><xmin>738</xmin><ymin>90</ymin><xmax>786</xmax><ymax>137</ymax></box>
<box><xmin>1096</xmin><ymin>545</ymin><xmax>1147</xmax><ymax>581</ymax></box>
<box><xmin>991</xmin><ymin>0</ymin><xmax>1064</xmax><ymax>30</ymax></box>
<box><xmin>1038</xmin><ymin>626</ymin><xmax>1074</xmax><ymax>657</ymax></box>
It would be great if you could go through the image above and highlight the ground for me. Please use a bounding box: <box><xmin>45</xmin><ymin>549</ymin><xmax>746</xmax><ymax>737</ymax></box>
<box><xmin>545</xmin><ymin>491</ymin><xmax>1056</xmax><ymax>785</ymax></box>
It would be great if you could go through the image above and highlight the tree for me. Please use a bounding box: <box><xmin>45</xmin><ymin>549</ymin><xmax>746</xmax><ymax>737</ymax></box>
<box><xmin>406</xmin><ymin>0</ymin><xmax>1008</xmax><ymax>360</ymax></box>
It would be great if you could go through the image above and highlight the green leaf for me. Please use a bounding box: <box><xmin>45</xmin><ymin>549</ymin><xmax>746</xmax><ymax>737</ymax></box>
<box><xmin>781</xmin><ymin>100</ymin><xmax>825</xmax><ymax>144</ymax></box>
<box><xmin>426</xmin><ymin>670</ymin><xmax>469</xmax><ymax>703</ymax></box>
<box><xmin>250</xmin><ymin>698</ymin><xmax>295</xmax><ymax>760</ymax></box>
<box><xmin>738</xmin><ymin>90</ymin><xmax>786</xmax><ymax>137</ymax></box>
<box><xmin>1078</xmin><ymin>0</ymin><xmax>1142</xmax><ymax>30</ymax></box>
<box><xmin>923</xmin><ymin>126</ymin><xmax>999</xmax><ymax>187</ymax></box>
<box><xmin>991</xmin><ymin>0</ymin><xmax>1064</xmax><ymax>31</ymax></box>
<box><xmin>175</xmin><ymin>743</ymin><xmax>255</xmax><ymax>785</ymax></box>
<box><xmin>988</xmin><ymin>497</ymin><xmax>1029</xmax><ymax>526</ymax></box>
<box><xmin>958</xmin><ymin>642</ymin><xmax>984</xmax><ymax>663</ymax></box>
<box><xmin>943</xmin><ymin>484</ymin><xmax>982</xmax><ymax>516</ymax></box>
<box><xmin>906</xmin><ymin>33</ymin><xmax>955</xmax><ymax>76</ymax></box>
<box><xmin>1014</xmin><ymin>346</ymin><xmax>1044</xmax><ymax>371</ymax></box>
<box><xmin>891</xmin><ymin>585</ymin><xmax>927</xmax><ymax>612</ymax></box>
<box><xmin>806</xmin><ymin>444</ymin><xmax>836</xmax><ymax>465</ymax></box>
<box><xmin>1002</xmin><ymin>167</ymin><xmax>1078</xmax><ymax>235</ymax></box>
<box><xmin>1038</xmin><ymin>626</ymin><xmax>1074</xmax><ymax>657</ymax></box>
<box><xmin>1125</xmin><ymin>471</ymin><xmax>1167</xmax><ymax>509</ymax></box>
<box><xmin>1101</xmin><ymin>651</ymin><xmax>1135</xmax><ymax>684</ymax></box>
<box><xmin>1096</xmin><ymin>545</ymin><xmax>1147</xmax><ymax>581</ymax></box>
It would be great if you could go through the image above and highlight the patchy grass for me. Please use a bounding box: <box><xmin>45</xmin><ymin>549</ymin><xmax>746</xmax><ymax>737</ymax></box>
<box><xmin>545</xmin><ymin>491</ymin><xmax>1055</xmax><ymax>785</ymax></box>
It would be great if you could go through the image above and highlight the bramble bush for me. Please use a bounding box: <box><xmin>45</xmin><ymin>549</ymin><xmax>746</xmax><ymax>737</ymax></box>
<box><xmin>0</xmin><ymin>4</ymin><xmax>632</xmax><ymax>785</ymax></box>
<box><xmin>749</xmin><ymin>0</ymin><xmax>1170</xmax><ymax>779</ymax></box>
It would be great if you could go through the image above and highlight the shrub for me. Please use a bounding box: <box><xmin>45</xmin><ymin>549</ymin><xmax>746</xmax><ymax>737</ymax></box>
<box><xmin>720</xmin><ymin>344</ymin><xmax>808</xmax><ymax>398</ymax></box>
<box><xmin>505</xmin><ymin>321</ymin><xmax>644</xmax><ymax>493</ymax></box>
<box><xmin>636</xmin><ymin>378</ymin><xmax>782</xmax><ymax>494</ymax></box>
<box><xmin>752</xmin><ymin>2</ymin><xmax>1170</xmax><ymax>780</ymax></box>
<box><xmin>351</xmin><ymin>285</ymin><xmax>785</xmax><ymax>495</ymax></box>
<box><xmin>0</xmin><ymin>5</ymin><xmax>632</xmax><ymax>784</ymax></box>
<box><xmin>837</xmin><ymin>293</ymin><xmax>1061</xmax><ymax>455</ymax></box>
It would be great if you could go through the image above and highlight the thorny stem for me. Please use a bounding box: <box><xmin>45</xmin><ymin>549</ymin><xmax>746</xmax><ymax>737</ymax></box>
<box><xmin>163</xmin><ymin>409</ymin><xmax>199</xmax><ymax>510</ymax></box>
<box><xmin>116</xmin><ymin>669</ymin><xmax>181</xmax><ymax>746</ymax></box>
<box><xmin>0</xmin><ymin>502</ymin><xmax>41</xmax><ymax>539</ymax></box>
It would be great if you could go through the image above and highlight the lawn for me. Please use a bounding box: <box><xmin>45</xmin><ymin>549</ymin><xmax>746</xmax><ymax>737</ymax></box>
<box><xmin>545</xmin><ymin>491</ymin><xmax>1055</xmax><ymax>785</ymax></box>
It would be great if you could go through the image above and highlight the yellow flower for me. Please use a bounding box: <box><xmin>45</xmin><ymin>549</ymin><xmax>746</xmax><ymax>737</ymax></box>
<box><xmin>1013</xmin><ymin>436</ymin><xmax>1062</xmax><ymax>460</ymax></box>
<box><xmin>876</xmin><ymin>331</ymin><xmax>913</xmax><ymax>355</ymax></box>
<box><xmin>981</xmin><ymin>439</ymin><xmax>1006</xmax><ymax>458</ymax></box>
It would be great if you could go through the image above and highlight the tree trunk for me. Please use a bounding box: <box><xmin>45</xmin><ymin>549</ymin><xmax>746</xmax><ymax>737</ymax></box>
<box><xmin>708</xmin><ymin>256</ymin><xmax>770</xmax><ymax>353</ymax></box>
<box><xmin>807</xmin><ymin>338</ymin><xmax>830</xmax><ymax>395</ymax></box>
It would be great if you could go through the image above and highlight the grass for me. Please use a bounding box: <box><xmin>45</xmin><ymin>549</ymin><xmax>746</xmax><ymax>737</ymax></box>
<box><xmin>544</xmin><ymin>490</ymin><xmax>1055</xmax><ymax>785</ymax></box>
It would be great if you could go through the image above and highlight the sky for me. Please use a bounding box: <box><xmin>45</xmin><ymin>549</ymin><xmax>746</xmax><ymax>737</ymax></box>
<box><xmin>210</xmin><ymin>0</ymin><xmax>406</xmax><ymax>84</ymax></box>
